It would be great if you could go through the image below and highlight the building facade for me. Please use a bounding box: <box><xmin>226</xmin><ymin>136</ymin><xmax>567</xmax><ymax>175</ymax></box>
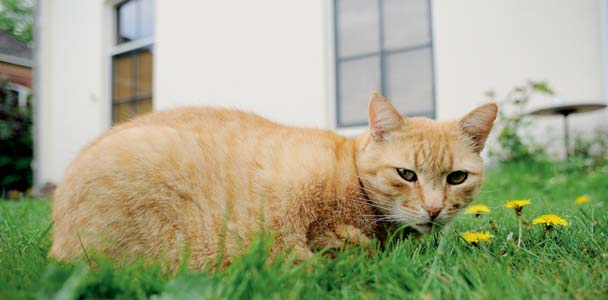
<box><xmin>35</xmin><ymin>0</ymin><xmax>608</xmax><ymax>188</ymax></box>
<box><xmin>0</xmin><ymin>30</ymin><xmax>32</xmax><ymax>107</ymax></box>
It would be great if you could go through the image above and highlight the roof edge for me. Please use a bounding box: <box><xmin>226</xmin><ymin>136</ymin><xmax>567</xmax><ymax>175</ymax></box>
<box><xmin>0</xmin><ymin>53</ymin><xmax>33</xmax><ymax>67</ymax></box>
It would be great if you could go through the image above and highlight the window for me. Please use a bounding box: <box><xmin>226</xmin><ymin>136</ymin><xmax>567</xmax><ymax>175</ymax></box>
<box><xmin>112</xmin><ymin>0</ymin><xmax>155</xmax><ymax>124</ymax></box>
<box><xmin>0</xmin><ymin>83</ymin><xmax>30</xmax><ymax>108</ymax></box>
<box><xmin>334</xmin><ymin>0</ymin><xmax>435</xmax><ymax>127</ymax></box>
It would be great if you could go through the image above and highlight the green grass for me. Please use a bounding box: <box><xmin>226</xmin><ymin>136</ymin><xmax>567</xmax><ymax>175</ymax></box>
<box><xmin>1</xmin><ymin>162</ymin><xmax>607</xmax><ymax>299</ymax></box>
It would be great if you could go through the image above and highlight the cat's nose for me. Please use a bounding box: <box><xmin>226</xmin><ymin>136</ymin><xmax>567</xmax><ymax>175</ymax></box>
<box><xmin>425</xmin><ymin>207</ymin><xmax>442</xmax><ymax>220</ymax></box>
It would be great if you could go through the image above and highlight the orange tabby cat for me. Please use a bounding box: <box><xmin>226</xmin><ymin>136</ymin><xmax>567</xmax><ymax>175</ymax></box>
<box><xmin>50</xmin><ymin>93</ymin><xmax>497</xmax><ymax>270</ymax></box>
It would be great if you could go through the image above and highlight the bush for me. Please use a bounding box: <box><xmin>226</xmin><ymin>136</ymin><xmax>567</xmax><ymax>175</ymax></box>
<box><xmin>0</xmin><ymin>77</ymin><xmax>32</xmax><ymax>194</ymax></box>
<box><xmin>568</xmin><ymin>129</ymin><xmax>608</xmax><ymax>172</ymax></box>
<box><xmin>486</xmin><ymin>81</ymin><xmax>607</xmax><ymax>170</ymax></box>
<box><xmin>486</xmin><ymin>81</ymin><xmax>554</xmax><ymax>163</ymax></box>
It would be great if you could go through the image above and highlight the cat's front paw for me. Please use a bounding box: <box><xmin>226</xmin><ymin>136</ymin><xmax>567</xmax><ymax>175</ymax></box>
<box><xmin>290</xmin><ymin>244</ymin><xmax>314</xmax><ymax>264</ymax></box>
<box><xmin>334</xmin><ymin>224</ymin><xmax>371</xmax><ymax>246</ymax></box>
<box><xmin>334</xmin><ymin>224</ymin><xmax>375</xmax><ymax>256</ymax></box>
<box><xmin>307</xmin><ymin>224</ymin><xmax>375</xmax><ymax>257</ymax></box>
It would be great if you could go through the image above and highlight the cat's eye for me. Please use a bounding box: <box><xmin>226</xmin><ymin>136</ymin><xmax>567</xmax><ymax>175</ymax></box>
<box><xmin>447</xmin><ymin>171</ymin><xmax>468</xmax><ymax>185</ymax></box>
<box><xmin>397</xmin><ymin>168</ymin><xmax>417</xmax><ymax>182</ymax></box>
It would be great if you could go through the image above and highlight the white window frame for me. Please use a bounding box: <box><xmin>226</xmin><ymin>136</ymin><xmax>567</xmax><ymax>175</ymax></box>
<box><xmin>9</xmin><ymin>83</ymin><xmax>31</xmax><ymax>108</ymax></box>
<box><xmin>602</xmin><ymin>0</ymin><xmax>608</xmax><ymax>99</ymax></box>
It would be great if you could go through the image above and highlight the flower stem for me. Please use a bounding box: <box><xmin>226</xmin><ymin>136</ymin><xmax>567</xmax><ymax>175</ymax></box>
<box><xmin>591</xmin><ymin>207</ymin><xmax>595</xmax><ymax>235</ymax></box>
<box><xmin>517</xmin><ymin>216</ymin><xmax>522</xmax><ymax>247</ymax></box>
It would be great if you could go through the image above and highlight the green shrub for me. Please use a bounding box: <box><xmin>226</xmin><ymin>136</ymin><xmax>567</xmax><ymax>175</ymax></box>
<box><xmin>487</xmin><ymin>81</ymin><xmax>607</xmax><ymax>171</ymax></box>
<box><xmin>486</xmin><ymin>81</ymin><xmax>554</xmax><ymax>163</ymax></box>
<box><xmin>568</xmin><ymin>129</ymin><xmax>608</xmax><ymax>171</ymax></box>
<box><xmin>0</xmin><ymin>77</ymin><xmax>32</xmax><ymax>194</ymax></box>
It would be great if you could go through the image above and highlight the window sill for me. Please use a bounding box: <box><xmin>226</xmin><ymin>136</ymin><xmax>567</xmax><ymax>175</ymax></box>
<box><xmin>110</xmin><ymin>36</ymin><xmax>154</xmax><ymax>56</ymax></box>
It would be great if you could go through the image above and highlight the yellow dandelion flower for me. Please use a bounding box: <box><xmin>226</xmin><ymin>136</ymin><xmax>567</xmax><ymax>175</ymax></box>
<box><xmin>505</xmin><ymin>199</ymin><xmax>531</xmax><ymax>209</ymax></box>
<box><xmin>532</xmin><ymin>214</ymin><xmax>568</xmax><ymax>228</ymax></box>
<box><xmin>575</xmin><ymin>195</ymin><xmax>590</xmax><ymax>205</ymax></box>
<box><xmin>505</xmin><ymin>199</ymin><xmax>531</xmax><ymax>216</ymax></box>
<box><xmin>466</xmin><ymin>204</ymin><xmax>491</xmax><ymax>214</ymax></box>
<box><xmin>465</xmin><ymin>204</ymin><xmax>491</xmax><ymax>217</ymax></box>
<box><xmin>460</xmin><ymin>231</ymin><xmax>493</xmax><ymax>246</ymax></box>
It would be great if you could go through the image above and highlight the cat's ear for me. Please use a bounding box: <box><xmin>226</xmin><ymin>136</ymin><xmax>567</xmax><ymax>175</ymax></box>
<box><xmin>368</xmin><ymin>92</ymin><xmax>405</xmax><ymax>141</ymax></box>
<box><xmin>458</xmin><ymin>102</ymin><xmax>498</xmax><ymax>152</ymax></box>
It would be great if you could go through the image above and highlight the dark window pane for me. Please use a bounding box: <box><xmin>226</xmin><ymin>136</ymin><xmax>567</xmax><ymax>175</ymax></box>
<box><xmin>113</xmin><ymin>103</ymin><xmax>133</xmax><ymax>124</ymax></box>
<box><xmin>117</xmin><ymin>0</ymin><xmax>137</xmax><ymax>44</ymax></box>
<box><xmin>338</xmin><ymin>56</ymin><xmax>381</xmax><ymax>126</ymax></box>
<box><xmin>385</xmin><ymin>48</ymin><xmax>434</xmax><ymax>116</ymax></box>
<box><xmin>382</xmin><ymin>0</ymin><xmax>430</xmax><ymax>50</ymax></box>
<box><xmin>112</xmin><ymin>48</ymin><xmax>154</xmax><ymax>125</ymax></box>
<box><xmin>113</xmin><ymin>54</ymin><xmax>133</xmax><ymax>101</ymax></box>
<box><xmin>0</xmin><ymin>89</ymin><xmax>19</xmax><ymax>107</ymax></box>
<box><xmin>140</xmin><ymin>0</ymin><xmax>155</xmax><ymax>38</ymax></box>
<box><xmin>135</xmin><ymin>98</ymin><xmax>153</xmax><ymax>115</ymax></box>
<box><xmin>337</xmin><ymin>0</ymin><xmax>380</xmax><ymax>58</ymax></box>
<box><xmin>135</xmin><ymin>49</ymin><xmax>153</xmax><ymax>97</ymax></box>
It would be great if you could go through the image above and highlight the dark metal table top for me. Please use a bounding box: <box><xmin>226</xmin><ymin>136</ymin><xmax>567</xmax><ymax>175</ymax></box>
<box><xmin>529</xmin><ymin>102</ymin><xmax>607</xmax><ymax>116</ymax></box>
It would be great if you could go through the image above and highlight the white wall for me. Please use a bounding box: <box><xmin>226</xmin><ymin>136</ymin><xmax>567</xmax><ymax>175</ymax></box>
<box><xmin>37</xmin><ymin>0</ymin><xmax>607</xmax><ymax>186</ymax></box>
<box><xmin>37</xmin><ymin>0</ymin><xmax>330</xmax><ymax>186</ymax></box>
<box><xmin>37</xmin><ymin>0</ymin><xmax>110</xmax><ymax>186</ymax></box>
<box><xmin>432</xmin><ymin>0</ymin><xmax>607</xmax><ymax>155</ymax></box>
<box><xmin>155</xmin><ymin>0</ymin><xmax>330</xmax><ymax>128</ymax></box>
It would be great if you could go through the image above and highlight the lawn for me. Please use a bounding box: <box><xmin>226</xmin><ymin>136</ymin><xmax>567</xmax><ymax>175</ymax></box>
<box><xmin>1</xmin><ymin>162</ymin><xmax>607</xmax><ymax>300</ymax></box>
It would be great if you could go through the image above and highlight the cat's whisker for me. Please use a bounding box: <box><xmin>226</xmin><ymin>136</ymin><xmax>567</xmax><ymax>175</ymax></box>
<box><xmin>342</xmin><ymin>180</ymin><xmax>390</xmax><ymax>199</ymax></box>
<box><xmin>360</xmin><ymin>214</ymin><xmax>400</xmax><ymax>218</ymax></box>
<box><xmin>399</xmin><ymin>206</ymin><xmax>422</xmax><ymax>214</ymax></box>
<box><xmin>350</xmin><ymin>189</ymin><xmax>392</xmax><ymax>204</ymax></box>
<box><xmin>346</xmin><ymin>193</ymin><xmax>392</xmax><ymax>206</ymax></box>
<box><xmin>341</xmin><ymin>187</ymin><xmax>394</xmax><ymax>205</ymax></box>
<box><xmin>367</xmin><ymin>215</ymin><xmax>402</xmax><ymax>226</ymax></box>
<box><xmin>348</xmin><ymin>197</ymin><xmax>394</xmax><ymax>212</ymax></box>
<box><xmin>344</xmin><ymin>182</ymin><xmax>397</xmax><ymax>205</ymax></box>
<box><xmin>350</xmin><ymin>197</ymin><xmax>395</xmax><ymax>207</ymax></box>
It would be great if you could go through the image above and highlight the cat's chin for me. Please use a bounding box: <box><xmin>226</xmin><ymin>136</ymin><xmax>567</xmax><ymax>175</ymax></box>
<box><xmin>411</xmin><ymin>221</ymin><xmax>448</xmax><ymax>234</ymax></box>
<box><xmin>411</xmin><ymin>223</ymin><xmax>434</xmax><ymax>234</ymax></box>
<box><xmin>388</xmin><ymin>219</ymin><xmax>441</xmax><ymax>235</ymax></box>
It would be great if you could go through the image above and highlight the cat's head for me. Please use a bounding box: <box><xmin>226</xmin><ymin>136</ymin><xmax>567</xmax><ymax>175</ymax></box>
<box><xmin>355</xmin><ymin>93</ymin><xmax>497</xmax><ymax>233</ymax></box>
